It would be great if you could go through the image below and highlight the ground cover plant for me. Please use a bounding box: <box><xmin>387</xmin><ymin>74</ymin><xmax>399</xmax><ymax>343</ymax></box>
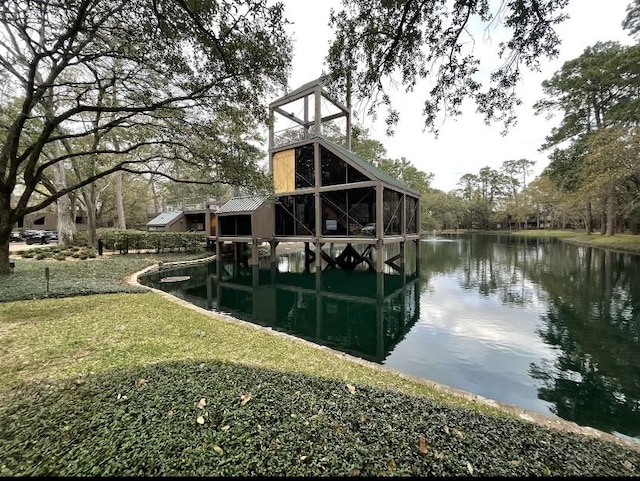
<box><xmin>12</xmin><ymin>245</ymin><xmax>98</xmax><ymax>261</ymax></box>
<box><xmin>2</xmin><ymin>241</ymin><xmax>640</xmax><ymax>475</ymax></box>
<box><xmin>1</xmin><ymin>360</ymin><xmax>640</xmax><ymax>477</ymax></box>
<box><xmin>1</xmin><ymin>252</ymin><xmax>211</xmax><ymax>302</ymax></box>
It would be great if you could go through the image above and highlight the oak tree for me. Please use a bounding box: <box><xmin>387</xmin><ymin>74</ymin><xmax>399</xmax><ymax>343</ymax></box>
<box><xmin>0</xmin><ymin>0</ymin><xmax>291</xmax><ymax>274</ymax></box>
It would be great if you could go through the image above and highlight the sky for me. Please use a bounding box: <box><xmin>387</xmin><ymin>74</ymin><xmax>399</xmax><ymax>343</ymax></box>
<box><xmin>279</xmin><ymin>0</ymin><xmax>635</xmax><ymax>192</ymax></box>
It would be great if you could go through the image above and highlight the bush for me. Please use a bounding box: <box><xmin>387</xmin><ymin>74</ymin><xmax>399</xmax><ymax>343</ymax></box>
<box><xmin>94</xmin><ymin>228</ymin><xmax>206</xmax><ymax>254</ymax></box>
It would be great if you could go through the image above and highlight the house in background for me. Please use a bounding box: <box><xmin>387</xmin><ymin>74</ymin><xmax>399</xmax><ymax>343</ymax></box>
<box><xmin>21</xmin><ymin>209</ymin><xmax>89</xmax><ymax>231</ymax></box>
<box><xmin>215</xmin><ymin>77</ymin><xmax>421</xmax><ymax>273</ymax></box>
<box><xmin>146</xmin><ymin>198</ymin><xmax>225</xmax><ymax>237</ymax></box>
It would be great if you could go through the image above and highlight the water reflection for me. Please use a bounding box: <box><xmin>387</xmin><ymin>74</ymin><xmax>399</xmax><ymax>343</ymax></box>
<box><xmin>140</xmin><ymin>250</ymin><xmax>421</xmax><ymax>364</ymax></box>
<box><xmin>415</xmin><ymin>234</ymin><xmax>640</xmax><ymax>440</ymax></box>
<box><xmin>139</xmin><ymin>235</ymin><xmax>640</xmax><ymax>441</ymax></box>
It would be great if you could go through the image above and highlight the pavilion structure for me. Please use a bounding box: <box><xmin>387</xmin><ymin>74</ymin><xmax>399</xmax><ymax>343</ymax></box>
<box><xmin>215</xmin><ymin>77</ymin><xmax>421</xmax><ymax>273</ymax></box>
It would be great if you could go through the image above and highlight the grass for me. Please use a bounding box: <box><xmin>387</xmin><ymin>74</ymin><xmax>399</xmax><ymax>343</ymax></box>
<box><xmin>2</xmin><ymin>249</ymin><xmax>640</xmax><ymax>475</ymax></box>
<box><xmin>0</xmin><ymin>292</ymin><xmax>481</xmax><ymax>409</ymax></box>
<box><xmin>561</xmin><ymin>232</ymin><xmax>640</xmax><ymax>254</ymax></box>
<box><xmin>1</xmin><ymin>251</ymin><xmax>211</xmax><ymax>302</ymax></box>
<box><xmin>510</xmin><ymin>229</ymin><xmax>640</xmax><ymax>254</ymax></box>
<box><xmin>509</xmin><ymin>229</ymin><xmax>582</xmax><ymax>238</ymax></box>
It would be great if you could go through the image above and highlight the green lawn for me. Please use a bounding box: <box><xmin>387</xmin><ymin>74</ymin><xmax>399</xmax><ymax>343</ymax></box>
<box><xmin>1</xmin><ymin>251</ymin><xmax>640</xmax><ymax>475</ymax></box>
<box><xmin>2</xmin><ymin>251</ymin><xmax>211</xmax><ymax>302</ymax></box>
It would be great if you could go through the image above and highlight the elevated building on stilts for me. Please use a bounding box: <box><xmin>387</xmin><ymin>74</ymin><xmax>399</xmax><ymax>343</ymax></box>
<box><xmin>215</xmin><ymin>77</ymin><xmax>421</xmax><ymax>273</ymax></box>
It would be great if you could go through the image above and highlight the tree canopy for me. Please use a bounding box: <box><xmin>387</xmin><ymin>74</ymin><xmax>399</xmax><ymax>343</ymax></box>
<box><xmin>326</xmin><ymin>0</ymin><xmax>570</xmax><ymax>135</ymax></box>
<box><xmin>0</xmin><ymin>0</ymin><xmax>292</xmax><ymax>273</ymax></box>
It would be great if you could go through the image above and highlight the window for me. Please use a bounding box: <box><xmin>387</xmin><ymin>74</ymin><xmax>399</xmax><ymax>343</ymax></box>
<box><xmin>321</xmin><ymin>146</ymin><xmax>346</xmax><ymax>186</ymax></box>
<box><xmin>295</xmin><ymin>144</ymin><xmax>314</xmax><ymax>189</ymax></box>
<box><xmin>275</xmin><ymin>194</ymin><xmax>315</xmax><ymax>236</ymax></box>
<box><xmin>383</xmin><ymin>189</ymin><xmax>403</xmax><ymax>235</ymax></box>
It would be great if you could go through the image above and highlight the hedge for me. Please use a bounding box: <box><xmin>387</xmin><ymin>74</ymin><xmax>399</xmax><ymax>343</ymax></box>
<box><xmin>75</xmin><ymin>229</ymin><xmax>207</xmax><ymax>254</ymax></box>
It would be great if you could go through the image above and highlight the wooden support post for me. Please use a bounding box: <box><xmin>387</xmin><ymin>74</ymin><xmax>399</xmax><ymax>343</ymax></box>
<box><xmin>400</xmin><ymin>241</ymin><xmax>405</xmax><ymax>275</ymax></box>
<box><xmin>249</xmin><ymin>240</ymin><xmax>259</xmax><ymax>266</ymax></box>
<box><xmin>375</xmin><ymin>240</ymin><xmax>384</xmax><ymax>273</ymax></box>
<box><xmin>216</xmin><ymin>241</ymin><xmax>222</xmax><ymax>280</ymax></box>
<box><xmin>270</xmin><ymin>241</ymin><xmax>278</xmax><ymax>265</ymax></box>
<box><xmin>315</xmin><ymin>242</ymin><xmax>322</xmax><ymax>271</ymax></box>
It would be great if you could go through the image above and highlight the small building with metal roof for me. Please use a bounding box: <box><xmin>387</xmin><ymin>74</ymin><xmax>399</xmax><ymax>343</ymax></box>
<box><xmin>215</xmin><ymin>195</ymin><xmax>273</xmax><ymax>242</ymax></box>
<box><xmin>147</xmin><ymin>211</ymin><xmax>184</xmax><ymax>232</ymax></box>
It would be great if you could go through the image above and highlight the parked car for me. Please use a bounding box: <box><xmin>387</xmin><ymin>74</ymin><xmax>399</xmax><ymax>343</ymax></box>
<box><xmin>24</xmin><ymin>230</ymin><xmax>57</xmax><ymax>245</ymax></box>
<box><xmin>10</xmin><ymin>230</ymin><xmax>22</xmax><ymax>242</ymax></box>
<box><xmin>361</xmin><ymin>223</ymin><xmax>376</xmax><ymax>235</ymax></box>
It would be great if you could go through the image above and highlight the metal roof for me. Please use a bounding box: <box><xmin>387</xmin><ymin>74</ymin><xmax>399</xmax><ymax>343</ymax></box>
<box><xmin>216</xmin><ymin>195</ymin><xmax>268</xmax><ymax>215</ymax></box>
<box><xmin>270</xmin><ymin>76</ymin><xmax>328</xmax><ymax>106</ymax></box>
<box><xmin>147</xmin><ymin>211</ymin><xmax>183</xmax><ymax>227</ymax></box>
<box><xmin>320</xmin><ymin>138</ymin><xmax>421</xmax><ymax>196</ymax></box>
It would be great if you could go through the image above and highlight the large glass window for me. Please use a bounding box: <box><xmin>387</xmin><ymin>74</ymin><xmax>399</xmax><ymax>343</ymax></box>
<box><xmin>321</xmin><ymin>187</ymin><xmax>375</xmax><ymax>236</ymax></box>
<box><xmin>347</xmin><ymin>165</ymin><xmax>369</xmax><ymax>183</ymax></box>
<box><xmin>321</xmin><ymin>146</ymin><xmax>346</xmax><ymax>186</ymax></box>
<box><xmin>321</xmin><ymin>146</ymin><xmax>372</xmax><ymax>186</ymax></box>
<box><xmin>295</xmin><ymin>144</ymin><xmax>314</xmax><ymax>189</ymax></box>
<box><xmin>406</xmin><ymin>196</ymin><xmax>419</xmax><ymax>234</ymax></box>
<box><xmin>275</xmin><ymin>194</ymin><xmax>315</xmax><ymax>236</ymax></box>
<box><xmin>383</xmin><ymin>189</ymin><xmax>403</xmax><ymax>235</ymax></box>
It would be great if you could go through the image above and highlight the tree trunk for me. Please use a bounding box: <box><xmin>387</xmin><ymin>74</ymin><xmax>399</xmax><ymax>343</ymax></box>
<box><xmin>82</xmin><ymin>182</ymin><xmax>98</xmax><ymax>248</ymax></box>
<box><xmin>114</xmin><ymin>171</ymin><xmax>126</xmax><ymax>229</ymax></box>
<box><xmin>586</xmin><ymin>201</ymin><xmax>593</xmax><ymax>234</ymax></box>
<box><xmin>53</xmin><ymin>162</ymin><xmax>77</xmax><ymax>246</ymax></box>
<box><xmin>0</xmin><ymin>213</ymin><xmax>13</xmax><ymax>275</ymax></box>
<box><xmin>605</xmin><ymin>194</ymin><xmax>615</xmax><ymax>236</ymax></box>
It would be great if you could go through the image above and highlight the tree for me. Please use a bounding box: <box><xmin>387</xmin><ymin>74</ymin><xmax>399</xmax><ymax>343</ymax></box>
<box><xmin>535</xmin><ymin>41</ymin><xmax>640</xmax><ymax>235</ymax></box>
<box><xmin>0</xmin><ymin>0</ymin><xmax>292</xmax><ymax>274</ymax></box>
<box><xmin>623</xmin><ymin>0</ymin><xmax>640</xmax><ymax>39</ymax></box>
<box><xmin>580</xmin><ymin>126</ymin><xmax>640</xmax><ymax>236</ymax></box>
<box><xmin>501</xmin><ymin>158</ymin><xmax>536</xmax><ymax>229</ymax></box>
<box><xmin>327</xmin><ymin>0</ymin><xmax>570</xmax><ymax>135</ymax></box>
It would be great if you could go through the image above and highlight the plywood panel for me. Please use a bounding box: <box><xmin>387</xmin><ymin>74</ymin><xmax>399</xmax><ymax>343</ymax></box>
<box><xmin>273</xmin><ymin>149</ymin><xmax>295</xmax><ymax>193</ymax></box>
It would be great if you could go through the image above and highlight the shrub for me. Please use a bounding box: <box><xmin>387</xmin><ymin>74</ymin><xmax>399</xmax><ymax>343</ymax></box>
<box><xmin>95</xmin><ymin>228</ymin><xmax>206</xmax><ymax>254</ymax></box>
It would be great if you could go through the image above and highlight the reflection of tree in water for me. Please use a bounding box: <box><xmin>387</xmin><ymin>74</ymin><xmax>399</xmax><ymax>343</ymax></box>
<box><xmin>525</xmin><ymin>245</ymin><xmax>640</xmax><ymax>438</ymax></box>
<box><xmin>420</xmin><ymin>234</ymin><xmax>550</xmax><ymax>307</ymax></box>
<box><xmin>423</xmin><ymin>234</ymin><xmax>640</xmax><ymax>438</ymax></box>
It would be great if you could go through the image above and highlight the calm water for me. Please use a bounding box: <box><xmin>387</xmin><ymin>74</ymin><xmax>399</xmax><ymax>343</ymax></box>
<box><xmin>139</xmin><ymin>234</ymin><xmax>640</xmax><ymax>442</ymax></box>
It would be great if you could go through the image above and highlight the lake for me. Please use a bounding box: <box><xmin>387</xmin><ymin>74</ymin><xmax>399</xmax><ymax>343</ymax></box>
<box><xmin>139</xmin><ymin>233</ymin><xmax>640</xmax><ymax>443</ymax></box>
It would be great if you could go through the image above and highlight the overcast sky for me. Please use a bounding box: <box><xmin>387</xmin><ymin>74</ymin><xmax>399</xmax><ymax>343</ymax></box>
<box><xmin>279</xmin><ymin>0</ymin><xmax>635</xmax><ymax>192</ymax></box>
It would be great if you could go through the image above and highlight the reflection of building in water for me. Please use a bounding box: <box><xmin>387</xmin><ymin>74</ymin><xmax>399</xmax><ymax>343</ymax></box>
<box><xmin>210</xmin><ymin>264</ymin><xmax>421</xmax><ymax>363</ymax></box>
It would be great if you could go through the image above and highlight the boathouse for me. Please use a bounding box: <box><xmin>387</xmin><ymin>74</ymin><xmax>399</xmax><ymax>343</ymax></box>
<box><xmin>215</xmin><ymin>77</ymin><xmax>421</xmax><ymax>272</ymax></box>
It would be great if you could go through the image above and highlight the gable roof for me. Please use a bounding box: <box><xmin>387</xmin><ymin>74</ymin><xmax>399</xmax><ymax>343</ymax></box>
<box><xmin>320</xmin><ymin>138</ymin><xmax>421</xmax><ymax>196</ymax></box>
<box><xmin>216</xmin><ymin>195</ymin><xmax>268</xmax><ymax>215</ymax></box>
<box><xmin>147</xmin><ymin>211</ymin><xmax>183</xmax><ymax>227</ymax></box>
